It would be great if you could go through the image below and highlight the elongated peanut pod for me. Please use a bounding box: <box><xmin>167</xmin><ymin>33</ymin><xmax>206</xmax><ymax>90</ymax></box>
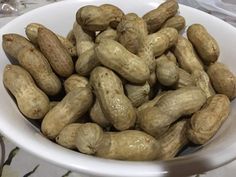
<box><xmin>192</xmin><ymin>70</ymin><xmax>215</xmax><ymax>98</ymax></box>
<box><xmin>174</xmin><ymin>68</ymin><xmax>195</xmax><ymax>89</ymax></box>
<box><xmin>17</xmin><ymin>47</ymin><xmax>62</xmax><ymax>96</ymax></box>
<box><xmin>207</xmin><ymin>62</ymin><xmax>236</xmax><ymax>100</ymax></box>
<box><xmin>75</xmin><ymin>48</ymin><xmax>100</xmax><ymax>76</ymax></box>
<box><xmin>56</xmin><ymin>123</ymin><xmax>82</xmax><ymax>149</ymax></box>
<box><xmin>96</xmin><ymin>27</ymin><xmax>118</xmax><ymax>43</ymax></box>
<box><xmin>2</xmin><ymin>33</ymin><xmax>35</xmax><ymax>59</ymax></box>
<box><xmin>139</xmin><ymin>87</ymin><xmax>207</xmax><ymax>137</ymax></box>
<box><xmin>3</xmin><ymin>65</ymin><xmax>49</xmax><ymax>119</ymax></box>
<box><xmin>125</xmin><ymin>82</ymin><xmax>150</xmax><ymax>107</ymax></box>
<box><xmin>143</xmin><ymin>0</ymin><xmax>179</xmax><ymax>33</ymax></box>
<box><xmin>90</xmin><ymin>67</ymin><xmax>136</xmax><ymax>130</ymax></box>
<box><xmin>75</xmin><ymin>123</ymin><xmax>161</xmax><ymax>161</ymax></box>
<box><xmin>187</xmin><ymin>24</ymin><xmax>219</xmax><ymax>64</ymax></box>
<box><xmin>162</xmin><ymin>15</ymin><xmax>186</xmax><ymax>31</ymax></box>
<box><xmin>41</xmin><ymin>88</ymin><xmax>93</xmax><ymax>139</ymax></box>
<box><xmin>90</xmin><ymin>99</ymin><xmax>110</xmax><ymax>128</ymax></box>
<box><xmin>95</xmin><ymin>39</ymin><xmax>150</xmax><ymax>84</ymax></box>
<box><xmin>117</xmin><ymin>13</ymin><xmax>148</xmax><ymax>54</ymax></box>
<box><xmin>173</xmin><ymin>36</ymin><xmax>204</xmax><ymax>73</ymax></box>
<box><xmin>166</xmin><ymin>51</ymin><xmax>177</xmax><ymax>64</ymax></box>
<box><xmin>156</xmin><ymin>55</ymin><xmax>179</xmax><ymax>86</ymax></box>
<box><xmin>38</xmin><ymin>28</ymin><xmax>74</xmax><ymax>77</ymax></box>
<box><xmin>187</xmin><ymin>94</ymin><xmax>230</xmax><ymax>144</ymax></box>
<box><xmin>76</xmin><ymin>4</ymin><xmax>124</xmax><ymax>31</ymax></box>
<box><xmin>73</xmin><ymin>22</ymin><xmax>95</xmax><ymax>56</ymax></box>
<box><xmin>64</xmin><ymin>74</ymin><xmax>89</xmax><ymax>93</ymax></box>
<box><xmin>159</xmin><ymin>120</ymin><xmax>188</xmax><ymax>160</ymax></box>
<box><xmin>25</xmin><ymin>23</ymin><xmax>77</xmax><ymax>57</ymax></box>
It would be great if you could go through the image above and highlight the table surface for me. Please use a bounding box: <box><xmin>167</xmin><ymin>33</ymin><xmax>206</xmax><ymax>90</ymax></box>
<box><xmin>0</xmin><ymin>1</ymin><xmax>236</xmax><ymax>177</ymax></box>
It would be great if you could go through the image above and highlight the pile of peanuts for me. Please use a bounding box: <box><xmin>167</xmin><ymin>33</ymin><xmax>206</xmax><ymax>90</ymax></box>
<box><xmin>2</xmin><ymin>1</ymin><xmax>236</xmax><ymax>161</ymax></box>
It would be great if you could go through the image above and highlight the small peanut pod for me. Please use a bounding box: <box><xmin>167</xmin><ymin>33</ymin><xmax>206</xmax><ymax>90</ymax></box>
<box><xmin>162</xmin><ymin>15</ymin><xmax>186</xmax><ymax>31</ymax></box>
<box><xmin>95</xmin><ymin>39</ymin><xmax>150</xmax><ymax>84</ymax></box>
<box><xmin>66</xmin><ymin>30</ymin><xmax>76</xmax><ymax>46</ymax></box>
<box><xmin>90</xmin><ymin>67</ymin><xmax>136</xmax><ymax>130</ymax></box>
<box><xmin>96</xmin><ymin>27</ymin><xmax>118</xmax><ymax>43</ymax></box>
<box><xmin>3</xmin><ymin>65</ymin><xmax>49</xmax><ymax>119</ymax></box>
<box><xmin>76</xmin><ymin>4</ymin><xmax>124</xmax><ymax>31</ymax></box>
<box><xmin>174</xmin><ymin>68</ymin><xmax>195</xmax><ymax>89</ymax></box>
<box><xmin>117</xmin><ymin>13</ymin><xmax>148</xmax><ymax>54</ymax></box>
<box><xmin>73</xmin><ymin>22</ymin><xmax>95</xmax><ymax>56</ymax></box>
<box><xmin>137</xmin><ymin>91</ymin><xmax>170</xmax><ymax>114</ymax></box>
<box><xmin>148</xmin><ymin>72</ymin><xmax>157</xmax><ymax>87</ymax></box>
<box><xmin>64</xmin><ymin>74</ymin><xmax>89</xmax><ymax>93</ymax></box>
<box><xmin>173</xmin><ymin>36</ymin><xmax>204</xmax><ymax>73</ymax></box>
<box><xmin>143</xmin><ymin>0</ymin><xmax>179</xmax><ymax>33</ymax></box>
<box><xmin>17</xmin><ymin>47</ymin><xmax>62</xmax><ymax>96</ymax></box>
<box><xmin>207</xmin><ymin>62</ymin><xmax>236</xmax><ymax>100</ymax></box>
<box><xmin>125</xmin><ymin>82</ymin><xmax>150</xmax><ymax>107</ymax></box>
<box><xmin>56</xmin><ymin>123</ymin><xmax>82</xmax><ymax>149</ymax></box>
<box><xmin>192</xmin><ymin>70</ymin><xmax>215</xmax><ymax>98</ymax></box>
<box><xmin>158</xmin><ymin>28</ymin><xmax>179</xmax><ymax>48</ymax></box>
<box><xmin>159</xmin><ymin>120</ymin><xmax>188</xmax><ymax>160</ymax></box>
<box><xmin>41</xmin><ymin>87</ymin><xmax>93</xmax><ymax>139</ymax></box>
<box><xmin>75</xmin><ymin>48</ymin><xmax>100</xmax><ymax>76</ymax></box>
<box><xmin>38</xmin><ymin>27</ymin><xmax>74</xmax><ymax>77</ymax></box>
<box><xmin>139</xmin><ymin>87</ymin><xmax>207</xmax><ymax>137</ymax></box>
<box><xmin>156</xmin><ymin>55</ymin><xmax>179</xmax><ymax>86</ymax></box>
<box><xmin>187</xmin><ymin>24</ymin><xmax>220</xmax><ymax>64</ymax></box>
<box><xmin>166</xmin><ymin>51</ymin><xmax>177</xmax><ymax>64</ymax></box>
<box><xmin>187</xmin><ymin>94</ymin><xmax>230</xmax><ymax>144</ymax></box>
<box><xmin>2</xmin><ymin>33</ymin><xmax>35</xmax><ymax>59</ymax></box>
<box><xmin>90</xmin><ymin>99</ymin><xmax>110</xmax><ymax>128</ymax></box>
<box><xmin>25</xmin><ymin>23</ymin><xmax>77</xmax><ymax>57</ymax></box>
<box><xmin>75</xmin><ymin>123</ymin><xmax>161</xmax><ymax>161</ymax></box>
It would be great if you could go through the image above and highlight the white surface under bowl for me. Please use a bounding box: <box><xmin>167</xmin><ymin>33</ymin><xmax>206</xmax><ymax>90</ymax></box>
<box><xmin>1</xmin><ymin>0</ymin><xmax>236</xmax><ymax>177</ymax></box>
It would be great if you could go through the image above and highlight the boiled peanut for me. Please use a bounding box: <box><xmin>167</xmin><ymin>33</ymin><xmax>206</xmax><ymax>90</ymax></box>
<box><xmin>174</xmin><ymin>68</ymin><xmax>195</xmax><ymax>89</ymax></box>
<box><xmin>143</xmin><ymin>0</ymin><xmax>179</xmax><ymax>33</ymax></box>
<box><xmin>73</xmin><ymin>22</ymin><xmax>95</xmax><ymax>56</ymax></box>
<box><xmin>187</xmin><ymin>94</ymin><xmax>230</xmax><ymax>144</ymax></box>
<box><xmin>2</xmin><ymin>33</ymin><xmax>34</xmax><ymax>59</ymax></box>
<box><xmin>166</xmin><ymin>51</ymin><xmax>177</xmax><ymax>64</ymax></box>
<box><xmin>125</xmin><ymin>82</ymin><xmax>150</xmax><ymax>107</ymax></box>
<box><xmin>192</xmin><ymin>70</ymin><xmax>215</xmax><ymax>98</ymax></box>
<box><xmin>187</xmin><ymin>24</ymin><xmax>220</xmax><ymax>64</ymax></box>
<box><xmin>90</xmin><ymin>99</ymin><xmax>110</xmax><ymax>128</ymax></box>
<box><xmin>138</xmin><ymin>28</ymin><xmax>178</xmax><ymax>73</ymax></box>
<box><xmin>56</xmin><ymin>123</ymin><xmax>82</xmax><ymax>149</ymax></box>
<box><xmin>75</xmin><ymin>123</ymin><xmax>161</xmax><ymax>161</ymax></box>
<box><xmin>25</xmin><ymin>23</ymin><xmax>77</xmax><ymax>57</ymax></box>
<box><xmin>95</xmin><ymin>39</ymin><xmax>150</xmax><ymax>84</ymax></box>
<box><xmin>64</xmin><ymin>74</ymin><xmax>89</xmax><ymax>93</ymax></box>
<box><xmin>96</xmin><ymin>27</ymin><xmax>118</xmax><ymax>44</ymax></box>
<box><xmin>76</xmin><ymin>4</ymin><xmax>124</xmax><ymax>31</ymax></box>
<box><xmin>3</xmin><ymin>65</ymin><xmax>49</xmax><ymax>119</ymax></box>
<box><xmin>162</xmin><ymin>15</ymin><xmax>186</xmax><ymax>31</ymax></box>
<box><xmin>38</xmin><ymin>27</ymin><xmax>74</xmax><ymax>77</ymax></box>
<box><xmin>66</xmin><ymin>30</ymin><xmax>76</xmax><ymax>46</ymax></box>
<box><xmin>41</xmin><ymin>87</ymin><xmax>93</xmax><ymax>139</ymax></box>
<box><xmin>207</xmin><ymin>62</ymin><xmax>236</xmax><ymax>100</ymax></box>
<box><xmin>173</xmin><ymin>36</ymin><xmax>204</xmax><ymax>73</ymax></box>
<box><xmin>90</xmin><ymin>67</ymin><xmax>136</xmax><ymax>130</ymax></box>
<box><xmin>159</xmin><ymin>120</ymin><xmax>188</xmax><ymax>160</ymax></box>
<box><xmin>117</xmin><ymin>13</ymin><xmax>148</xmax><ymax>54</ymax></box>
<box><xmin>156</xmin><ymin>55</ymin><xmax>179</xmax><ymax>86</ymax></box>
<box><xmin>17</xmin><ymin>47</ymin><xmax>62</xmax><ymax>96</ymax></box>
<box><xmin>139</xmin><ymin>87</ymin><xmax>207</xmax><ymax>137</ymax></box>
<box><xmin>75</xmin><ymin>48</ymin><xmax>100</xmax><ymax>76</ymax></box>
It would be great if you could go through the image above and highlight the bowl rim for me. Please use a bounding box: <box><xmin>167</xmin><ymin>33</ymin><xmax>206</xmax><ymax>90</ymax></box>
<box><xmin>1</xmin><ymin>0</ymin><xmax>236</xmax><ymax>177</ymax></box>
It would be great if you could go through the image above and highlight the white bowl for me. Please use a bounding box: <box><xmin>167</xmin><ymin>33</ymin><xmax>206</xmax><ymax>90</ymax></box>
<box><xmin>1</xmin><ymin>0</ymin><xmax>236</xmax><ymax>177</ymax></box>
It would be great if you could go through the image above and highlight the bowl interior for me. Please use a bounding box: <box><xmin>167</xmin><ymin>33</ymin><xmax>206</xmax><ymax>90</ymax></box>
<box><xmin>1</xmin><ymin>0</ymin><xmax>236</xmax><ymax>177</ymax></box>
